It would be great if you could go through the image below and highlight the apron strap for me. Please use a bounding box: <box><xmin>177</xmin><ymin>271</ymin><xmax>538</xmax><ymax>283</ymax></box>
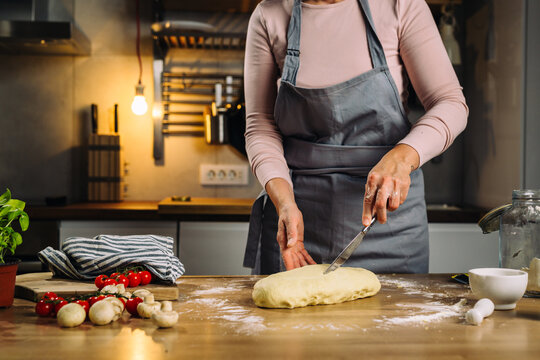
<box><xmin>281</xmin><ymin>0</ymin><xmax>302</xmax><ymax>85</ymax></box>
<box><xmin>243</xmin><ymin>191</ymin><xmax>267</xmax><ymax>268</ymax></box>
<box><xmin>281</xmin><ymin>0</ymin><xmax>388</xmax><ymax>85</ymax></box>
<box><xmin>358</xmin><ymin>0</ymin><xmax>387</xmax><ymax>69</ymax></box>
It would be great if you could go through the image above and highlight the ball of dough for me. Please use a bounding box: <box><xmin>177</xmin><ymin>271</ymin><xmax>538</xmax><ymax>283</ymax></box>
<box><xmin>252</xmin><ymin>264</ymin><xmax>381</xmax><ymax>309</ymax></box>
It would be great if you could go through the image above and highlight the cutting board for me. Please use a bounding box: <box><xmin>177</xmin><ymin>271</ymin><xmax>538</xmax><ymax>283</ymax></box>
<box><xmin>15</xmin><ymin>272</ymin><xmax>179</xmax><ymax>302</ymax></box>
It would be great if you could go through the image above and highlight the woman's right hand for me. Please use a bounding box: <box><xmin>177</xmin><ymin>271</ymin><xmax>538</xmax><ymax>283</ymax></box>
<box><xmin>266</xmin><ymin>178</ymin><xmax>317</xmax><ymax>270</ymax></box>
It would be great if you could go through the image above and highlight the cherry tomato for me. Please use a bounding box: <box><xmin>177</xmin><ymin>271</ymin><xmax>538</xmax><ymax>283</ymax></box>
<box><xmin>35</xmin><ymin>300</ymin><xmax>54</xmax><ymax>317</ymax></box>
<box><xmin>125</xmin><ymin>297</ymin><xmax>143</xmax><ymax>316</ymax></box>
<box><xmin>54</xmin><ymin>300</ymin><xmax>69</xmax><ymax>316</ymax></box>
<box><xmin>72</xmin><ymin>300</ymin><xmax>90</xmax><ymax>314</ymax></box>
<box><xmin>102</xmin><ymin>278</ymin><xmax>118</xmax><ymax>288</ymax></box>
<box><xmin>88</xmin><ymin>295</ymin><xmax>106</xmax><ymax>307</ymax></box>
<box><xmin>110</xmin><ymin>272</ymin><xmax>120</xmax><ymax>278</ymax></box>
<box><xmin>127</xmin><ymin>272</ymin><xmax>141</xmax><ymax>287</ymax></box>
<box><xmin>41</xmin><ymin>291</ymin><xmax>58</xmax><ymax>301</ymax></box>
<box><xmin>139</xmin><ymin>271</ymin><xmax>152</xmax><ymax>285</ymax></box>
<box><xmin>115</xmin><ymin>274</ymin><xmax>130</xmax><ymax>289</ymax></box>
<box><xmin>115</xmin><ymin>296</ymin><xmax>126</xmax><ymax>309</ymax></box>
<box><xmin>94</xmin><ymin>274</ymin><xmax>109</xmax><ymax>290</ymax></box>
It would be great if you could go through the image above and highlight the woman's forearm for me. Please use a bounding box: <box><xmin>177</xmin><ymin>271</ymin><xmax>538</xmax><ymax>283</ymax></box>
<box><xmin>265</xmin><ymin>177</ymin><xmax>296</xmax><ymax>215</ymax></box>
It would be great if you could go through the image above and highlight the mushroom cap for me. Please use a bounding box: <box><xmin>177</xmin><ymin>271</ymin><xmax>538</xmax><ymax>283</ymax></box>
<box><xmin>137</xmin><ymin>301</ymin><xmax>161</xmax><ymax>318</ymax></box>
<box><xmin>152</xmin><ymin>310</ymin><xmax>179</xmax><ymax>328</ymax></box>
<box><xmin>132</xmin><ymin>289</ymin><xmax>152</xmax><ymax>298</ymax></box>
<box><xmin>57</xmin><ymin>303</ymin><xmax>86</xmax><ymax>328</ymax></box>
<box><xmin>89</xmin><ymin>300</ymin><xmax>117</xmax><ymax>325</ymax></box>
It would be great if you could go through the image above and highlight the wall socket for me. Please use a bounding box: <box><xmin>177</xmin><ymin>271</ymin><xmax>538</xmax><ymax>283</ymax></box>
<box><xmin>199</xmin><ymin>164</ymin><xmax>249</xmax><ymax>186</ymax></box>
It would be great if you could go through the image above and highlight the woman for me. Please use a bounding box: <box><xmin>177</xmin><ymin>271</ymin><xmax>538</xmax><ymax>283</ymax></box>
<box><xmin>243</xmin><ymin>0</ymin><xmax>468</xmax><ymax>274</ymax></box>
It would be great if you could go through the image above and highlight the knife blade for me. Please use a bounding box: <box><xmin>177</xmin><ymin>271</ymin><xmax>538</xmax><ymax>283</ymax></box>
<box><xmin>323</xmin><ymin>215</ymin><xmax>377</xmax><ymax>275</ymax></box>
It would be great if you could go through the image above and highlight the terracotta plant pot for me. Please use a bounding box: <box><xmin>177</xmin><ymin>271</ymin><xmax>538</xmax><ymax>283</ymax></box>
<box><xmin>0</xmin><ymin>258</ymin><xmax>20</xmax><ymax>307</ymax></box>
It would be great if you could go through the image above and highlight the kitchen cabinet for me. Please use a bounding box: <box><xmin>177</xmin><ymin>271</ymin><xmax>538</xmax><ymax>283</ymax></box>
<box><xmin>178</xmin><ymin>222</ymin><xmax>250</xmax><ymax>275</ymax></box>
<box><xmin>58</xmin><ymin>220</ymin><xmax>496</xmax><ymax>275</ymax></box>
<box><xmin>428</xmin><ymin>223</ymin><xmax>498</xmax><ymax>273</ymax></box>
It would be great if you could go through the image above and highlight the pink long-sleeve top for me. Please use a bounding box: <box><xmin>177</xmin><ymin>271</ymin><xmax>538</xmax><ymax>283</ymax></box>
<box><xmin>244</xmin><ymin>0</ymin><xmax>468</xmax><ymax>188</ymax></box>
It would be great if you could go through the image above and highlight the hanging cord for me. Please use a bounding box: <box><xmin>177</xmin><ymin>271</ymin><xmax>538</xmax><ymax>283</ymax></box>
<box><xmin>136</xmin><ymin>0</ymin><xmax>142</xmax><ymax>85</ymax></box>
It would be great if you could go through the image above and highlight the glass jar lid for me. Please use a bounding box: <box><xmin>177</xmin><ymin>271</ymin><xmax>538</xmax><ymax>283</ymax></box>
<box><xmin>512</xmin><ymin>189</ymin><xmax>540</xmax><ymax>200</ymax></box>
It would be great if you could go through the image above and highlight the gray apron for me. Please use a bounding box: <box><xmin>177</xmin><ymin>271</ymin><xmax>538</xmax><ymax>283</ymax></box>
<box><xmin>244</xmin><ymin>0</ymin><xmax>429</xmax><ymax>275</ymax></box>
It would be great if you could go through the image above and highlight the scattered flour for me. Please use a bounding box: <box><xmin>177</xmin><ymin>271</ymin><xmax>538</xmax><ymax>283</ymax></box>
<box><xmin>185</xmin><ymin>297</ymin><xmax>267</xmax><ymax>335</ymax></box>
<box><xmin>373</xmin><ymin>299</ymin><xmax>467</xmax><ymax>327</ymax></box>
<box><xmin>191</xmin><ymin>286</ymin><xmax>242</xmax><ymax>296</ymax></box>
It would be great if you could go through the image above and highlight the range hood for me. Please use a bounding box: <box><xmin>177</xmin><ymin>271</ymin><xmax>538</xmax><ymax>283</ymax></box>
<box><xmin>0</xmin><ymin>0</ymin><xmax>90</xmax><ymax>55</ymax></box>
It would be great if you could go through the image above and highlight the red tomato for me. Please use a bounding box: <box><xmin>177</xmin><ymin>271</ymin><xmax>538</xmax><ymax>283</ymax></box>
<box><xmin>127</xmin><ymin>272</ymin><xmax>141</xmax><ymax>287</ymax></box>
<box><xmin>41</xmin><ymin>291</ymin><xmax>58</xmax><ymax>301</ymax></box>
<box><xmin>54</xmin><ymin>300</ymin><xmax>69</xmax><ymax>316</ymax></box>
<box><xmin>94</xmin><ymin>274</ymin><xmax>109</xmax><ymax>290</ymax></box>
<box><xmin>139</xmin><ymin>271</ymin><xmax>152</xmax><ymax>285</ymax></box>
<box><xmin>125</xmin><ymin>297</ymin><xmax>143</xmax><ymax>316</ymax></box>
<box><xmin>116</xmin><ymin>296</ymin><xmax>126</xmax><ymax>309</ymax></box>
<box><xmin>110</xmin><ymin>272</ymin><xmax>120</xmax><ymax>278</ymax></box>
<box><xmin>102</xmin><ymin>278</ymin><xmax>118</xmax><ymax>287</ymax></box>
<box><xmin>88</xmin><ymin>295</ymin><xmax>106</xmax><ymax>307</ymax></box>
<box><xmin>115</xmin><ymin>274</ymin><xmax>130</xmax><ymax>288</ymax></box>
<box><xmin>72</xmin><ymin>300</ymin><xmax>90</xmax><ymax>314</ymax></box>
<box><xmin>35</xmin><ymin>300</ymin><xmax>54</xmax><ymax>317</ymax></box>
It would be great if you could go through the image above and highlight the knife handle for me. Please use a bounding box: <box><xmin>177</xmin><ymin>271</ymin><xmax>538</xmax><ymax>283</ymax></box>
<box><xmin>114</xmin><ymin>104</ymin><xmax>118</xmax><ymax>133</ymax></box>
<box><xmin>91</xmin><ymin>104</ymin><xmax>98</xmax><ymax>134</ymax></box>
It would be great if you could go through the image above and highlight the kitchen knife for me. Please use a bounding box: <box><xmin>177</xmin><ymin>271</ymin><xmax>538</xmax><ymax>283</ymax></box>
<box><xmin>91</xmin><ymin>104</ymin><xmax>98</xmax><ymax>134</ymax></box>
<box><xmin>114</xmin><ymin>103</ymin><xmax>119</xmax><ymax>133</ymax></box>
<box><xmin>323</xmin><ymin>215</ymin><xmax>377</xmax><ymax>275</ymax></box>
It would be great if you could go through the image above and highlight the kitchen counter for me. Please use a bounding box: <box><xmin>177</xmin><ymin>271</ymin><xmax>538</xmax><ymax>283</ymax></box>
<box><xmin>26</xmin><ymin>198</ymin><xmax>486</xmax><ymax>223</ymax></box>
<box><xmin>1</xmin><ymin>274</ymin><xmax>539</xmax><ymax>359</ymax></box>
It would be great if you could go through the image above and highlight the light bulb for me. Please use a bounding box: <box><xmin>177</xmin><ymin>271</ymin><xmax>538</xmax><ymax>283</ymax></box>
<box><xmin>131</xmin><ymin>84</ymin><xmax>148</xmax><ymax>115</ymax></box>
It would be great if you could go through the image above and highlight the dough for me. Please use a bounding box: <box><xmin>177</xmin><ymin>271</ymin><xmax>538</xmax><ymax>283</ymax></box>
<box><xmin>252</xmin><ymin>264</ymin><xmax>381</xmax><ymax>309</ymax></box>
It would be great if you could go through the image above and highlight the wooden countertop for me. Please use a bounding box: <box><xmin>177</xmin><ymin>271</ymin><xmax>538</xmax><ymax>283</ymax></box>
<box><xmin>2</xmin><ymin>274</ymin><xmax>539</xmax><ymax>359</ymax></box>
<box><xmin>26</xmin><ymin>199</ymin><xmax>486</xmax><ymax>223</ymax></box>
<box><xmin>26</xmin><ymin>197</ymin><xmax>254</xmax><ymax>222</ymax></box>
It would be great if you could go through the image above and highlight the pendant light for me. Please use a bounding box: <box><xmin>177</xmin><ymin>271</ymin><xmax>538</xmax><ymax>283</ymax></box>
<box><xmin>131</xmin><ymin>0</ymin><xmax>148</xmax><ymax>116</ymax></box>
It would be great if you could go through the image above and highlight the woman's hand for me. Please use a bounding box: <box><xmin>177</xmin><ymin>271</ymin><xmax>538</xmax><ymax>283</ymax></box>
<box><xmin>266</xmin><ymin>178</ymin><xmax>317</xmax><ymax>270</ymax></box>
<box><xmin>362</xmin><ymin>144</ymin><xmax>420</xmax><ymax>226</ymax></box>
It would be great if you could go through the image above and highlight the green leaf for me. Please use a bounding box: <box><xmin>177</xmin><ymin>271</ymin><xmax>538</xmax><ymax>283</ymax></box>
<box><xmin>0</xmin><ymin>205</ymin><xmax>11</xmax><ymax>218</ymax></box>
<box><xmin>7</xmin><ymin>209</ymin><xmax>21</xmax><ymax>222</ymax></box>
<box><xmin>0</xmin><ymin>189</ymin><xmax>10</xmax><ymax>205</ymax></box>
<box><xmin>12</xmin><ymin>232</ymin><xmax>22</xmax><ymax>246</ymax></box>
<box><xmin>19</xmin><ymin>212</ymin><xmax>29</xmax><ymax>231</ymax></box>
<box><xmin>6</xmin><ymin>199</ymin><xmax>25</xmax><ymax>211</ymax></box>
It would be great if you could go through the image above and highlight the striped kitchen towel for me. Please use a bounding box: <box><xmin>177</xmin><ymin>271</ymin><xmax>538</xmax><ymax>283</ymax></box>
<box><xmin>38</xmin><ymin>234</ymin><xmax>185</xmax><ymax>284</ymax></box>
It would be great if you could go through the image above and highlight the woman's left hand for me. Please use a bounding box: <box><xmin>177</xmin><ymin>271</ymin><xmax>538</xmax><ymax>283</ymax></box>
<box><xmin>361</xmin><ymin>144</ymin><xmax>420</xmax><ymax>226</ymax></box>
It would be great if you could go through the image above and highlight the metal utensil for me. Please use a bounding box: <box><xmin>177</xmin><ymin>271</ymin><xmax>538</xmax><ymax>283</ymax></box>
<box><xmin>323</xmin><ymin>215</ymin><xmax>377</xmax><ymax>275</ymax></box>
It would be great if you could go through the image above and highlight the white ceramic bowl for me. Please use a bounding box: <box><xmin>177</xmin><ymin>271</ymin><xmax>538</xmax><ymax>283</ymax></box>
<box><xmin>469</xmin><ymin>268</ymin><xmax>528</xmax><ymax>310</ymax></box>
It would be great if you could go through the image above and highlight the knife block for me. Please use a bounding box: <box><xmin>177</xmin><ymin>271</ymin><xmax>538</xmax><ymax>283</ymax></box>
<box><xmin>87</xmin><ymin>134</ymin><xmax>123</xmax><ymax>202</ymax></box>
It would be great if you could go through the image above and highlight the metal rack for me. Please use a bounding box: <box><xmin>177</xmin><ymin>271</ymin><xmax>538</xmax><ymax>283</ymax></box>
<box><xmin>151</xmin><ymin>9</ymin><xmax>249</xmax><ymax>160</ymax></box>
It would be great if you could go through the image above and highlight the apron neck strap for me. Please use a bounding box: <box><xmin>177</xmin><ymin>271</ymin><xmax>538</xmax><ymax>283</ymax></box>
<box><xmin>281</xmin><ymin>0</ymin><xmax>388</xmax><ymax>85</ymax></box>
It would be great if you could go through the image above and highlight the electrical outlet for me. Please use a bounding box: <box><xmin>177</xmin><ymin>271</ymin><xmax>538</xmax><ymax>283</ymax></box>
<box><xmin>200</xmin><ymin>164</ymin><xmax>249</xmax><ymax>186</ymax></box>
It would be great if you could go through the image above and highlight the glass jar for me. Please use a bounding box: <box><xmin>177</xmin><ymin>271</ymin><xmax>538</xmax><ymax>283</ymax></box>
<box><xmin>499</xmin><ymin>189</ymin><xmax>540</xmax><ymax>270</ymax></box>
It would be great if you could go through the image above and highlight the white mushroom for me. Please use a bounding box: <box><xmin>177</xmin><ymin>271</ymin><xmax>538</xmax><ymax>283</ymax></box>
<box><xmin>123</xmin><ymin>291</ymin><xmax>132</xmax><ymax>299</ymax></box>
<box><xmin>89</xmin><ymin>300</ymin><xmax>121</xmax><ymax>325</ymax></box>
<box><xmin>132</xmin><ymin>289</ymin><xmax>152</xmax><ymax>298</ymax></box>
<box><xmin>151</xmin><ymin>301</ymin><xmax>179</xmax><ymax>328</ymax></box>
<box><xmin>102</xmin><ymin>296</ymin><xmax>125</xmax><ymax>315</ymax></box>
<box><xmin>101</xmin><ymin>284</ymin><xmax>119</xmax><ymax>294</ymax></box>
<box><xmin>57</xmin><ymin>303</ymin><xmax>86</xmax><ymax>328</ymax></box>
<box><xmin>137</xmin><ymin>294</ymin><xmax>161</xmax><ymax>318</ymax></box>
